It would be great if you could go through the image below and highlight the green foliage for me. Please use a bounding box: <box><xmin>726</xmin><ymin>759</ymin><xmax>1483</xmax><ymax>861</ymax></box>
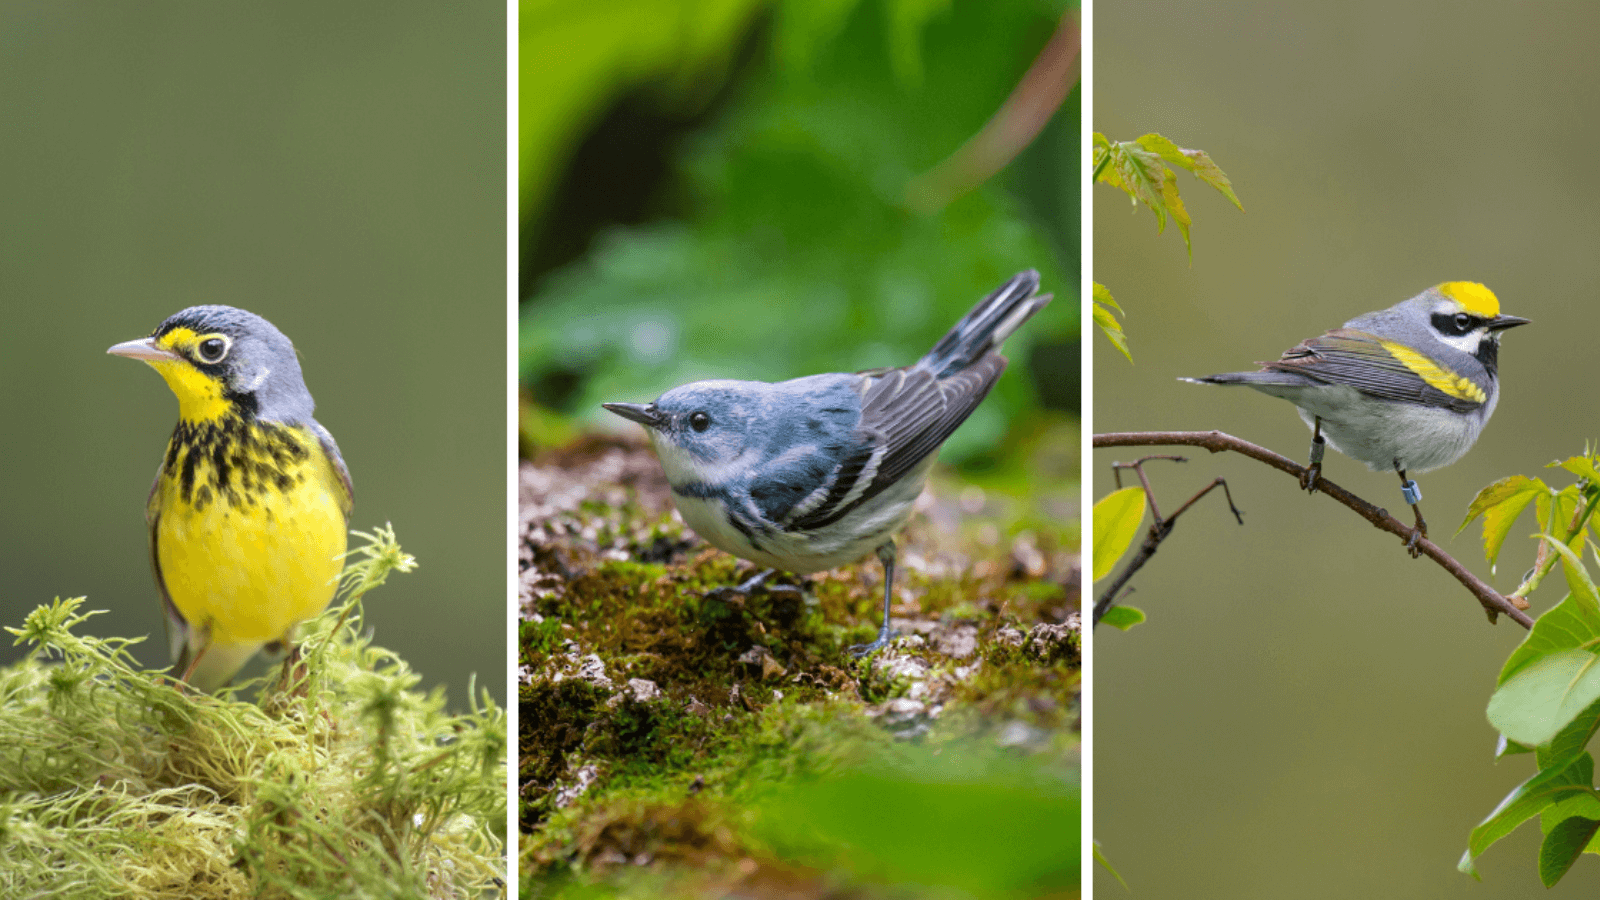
<box><xmin>1459</xmin><ymin>449</ymin><xmax>1600</xmax><ymax>884</ymax></box>
<box><xmin>1091</xmin><ymin>485</ymin><xmax>1145</xmax><ymax>582</ymax></box>
<box><xmin>1089</xmin><ymin>131</ymin><xmax>1241</xmax><ymax>361</ymax></box>
<box><xmin>1098</xmin><ymin>604</ymin><xmax>1144</xmax><ymax>631</ymax></box>
<box><xmin>1092</xmin><ymin>132</ymin><xmax>1242</xmax><ymax>256</ymax></box>
<box><xmin>1093</xmin><ymin>282</ymin><xmax>1130</xmax><ymax>362</ymax></box>
<box><xmin>520</xmin><ymin>0</ymin><xmax>1075</xmax><ymax>463</ymax></box>
<box><xmin>0</xmin><ymin>528</ymin><xmax>504</xmax><ymax>898</ymax></box>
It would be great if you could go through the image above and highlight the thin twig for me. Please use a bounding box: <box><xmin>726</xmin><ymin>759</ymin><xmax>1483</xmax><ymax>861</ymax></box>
<box><xmin>1095</xmin><ymin>456</ymin><xmax>1242</xmax><ymax>625</ymax></box>
<box><xmin>1093</xmin><ymin>430</ymin><xmax>1534</xmax><ymax>629</ymax></box>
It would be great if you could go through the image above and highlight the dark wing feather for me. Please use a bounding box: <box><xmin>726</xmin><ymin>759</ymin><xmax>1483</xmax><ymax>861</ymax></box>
<box><xmin>791</xmin><ymin>354</ymin><xmax>1007</xmax><ymax>530</ymax></box>
<box><xmin>1261</xmin><ymin>329</ymin><xmax>1483</xmax><ymax>412</ymax></box>
<box><xmin>309</xmin><ymin>420</ymin><xmax>354</xmax><ymax>522</ymax></box>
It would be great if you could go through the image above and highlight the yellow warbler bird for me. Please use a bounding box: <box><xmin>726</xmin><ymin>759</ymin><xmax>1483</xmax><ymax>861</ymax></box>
<box><xmin>109</xmin><ymin>306</ymin><xmax>353</xmax><ymax>692</ymax></box>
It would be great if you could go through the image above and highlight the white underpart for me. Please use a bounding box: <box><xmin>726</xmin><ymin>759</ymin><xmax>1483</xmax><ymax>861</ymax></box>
<box><xmin>1247</xmin><ymin>381</ymin><xmax>1496</xmax><ymax>473</ymax></box>
<box><xmin>669</xmin><ymin>453</ymin><xmax>934</xmax><ymax>574</ymax></box>
<box><xmin>649</xmin><ymin>430</ymin><xmax>760</xmax><ymax>488</ymax></box>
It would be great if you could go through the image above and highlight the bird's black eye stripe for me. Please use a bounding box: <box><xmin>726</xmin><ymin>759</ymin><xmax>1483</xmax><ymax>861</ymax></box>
<box><xmin>689</xmin><ymin>411</ymin><xmax>711</xmax><ymax>432</ymax></box>
<box><xmin>1432</xmin><ymin>311</ymin><xmax>1481</xmax><ymax>337</ymax></box>
<box><xmin>196</xmin><ymin>335</ymin><xmax>231</xmax><ymax>364</ymax></box>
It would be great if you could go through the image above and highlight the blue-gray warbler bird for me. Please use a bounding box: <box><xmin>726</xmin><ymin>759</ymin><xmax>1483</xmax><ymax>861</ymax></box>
<box><xmin>1182</xmin><ymin>281</ymin><xmax>1527</xmax><ymax>555</ymax></box>
<box><xmin>604</xmin><ymin>271</ymin><xmax>1052</xmax><ymax>656</ymax></box>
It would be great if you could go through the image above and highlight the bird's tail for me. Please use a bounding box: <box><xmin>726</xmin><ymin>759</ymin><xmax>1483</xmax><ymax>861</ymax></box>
<box><xmin>919</xmin><ymin>270</ymin><xmax>1052</xmax><ymax>378</ymax></box>
<box><xmin>1179</xmin><ymin>371</ymin><xmax>1310</xmax><ymax>387</ymax></box>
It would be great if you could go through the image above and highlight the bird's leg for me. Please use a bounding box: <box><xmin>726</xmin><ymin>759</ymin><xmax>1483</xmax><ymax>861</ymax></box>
<box><xmin>173</xmin><ymin>643</ymin><xmax>209</xmax><ymax>691</ymax></box>
<box><xmin>1301</xmin><ymin>417</ymin><xmax>1325</xmax><ymax>493</ymax></box>
<box><xmin>848</xmin><ymin>542</ymin><xmax>898</xmax><ymax>658</ymax></box>
<box><xmin>1396</xmin><ymin>462</ymin><xmax>1426</xmax><ymax>557</ymax></box>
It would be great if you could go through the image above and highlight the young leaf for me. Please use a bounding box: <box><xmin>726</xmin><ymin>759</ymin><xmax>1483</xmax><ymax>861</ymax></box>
<box><xmin>1461</xmin><ymin>752</ymin><xmax>1595</xmax><ymax>878</ymax></box>
<box><xmin>1488</xmin><ymin>650</ymin><xmax>1600</xmax><ymax>746</ymax></box>
<box><xmin>1092</xmin><ymin>486</ymin><xmax>1146</xmax><ymax>581</ymax></box>
<box><xmin>1540</xmin><ymin>816</ymin><xmax>1600</xmax><ymax>887</ymax></box>
<box><xmin>1540</xmin><ymin>534</ymin><xmax>1600</xmax><ymax>618</ymax></box>
<box><xmin>1133</xmin><ymin>133</ymin><xmax>1243</xmax><ymax>211</ymax></box>
<box><xmin>1100</xmin><ymin>605</ymin><xmax>1145</xmax><ymax>631</ymax></box>
<box><xmin>1093</xmin><ymin>282</ymin><xmax>1131</xmax><ymax>362</ymax></box>
<box><xmin>1558</xmin><ymin>455</ymin><xmax>1600</xmax><ymax>485</ymax></box>
<box><xmin>1092</xmin><ymin>132</ymin><xmax>1243</xmax><ymax>259</ymax></box>
<box><xmin>1458</xmin><ymin>475</ymin><xmax>1546</xmax><ymax>566</ymax></box>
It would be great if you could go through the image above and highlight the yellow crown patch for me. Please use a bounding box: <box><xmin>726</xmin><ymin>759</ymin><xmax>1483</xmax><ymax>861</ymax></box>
<box><xmin>1437</xmin><ymin>281</ymin><xmax>1500</xmax><ymax>317</ymax></box>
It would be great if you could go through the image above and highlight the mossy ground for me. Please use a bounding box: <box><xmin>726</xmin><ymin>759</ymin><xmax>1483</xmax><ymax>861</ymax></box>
<box><xmin>518</xmin><ymin>429</ymin><xmax>1080</xmax><ymax>899</ymax></box>
<box><xmin>0</xmin><ymin>528</ymin><xmax>506</xmax><ymax>899</ymax></box>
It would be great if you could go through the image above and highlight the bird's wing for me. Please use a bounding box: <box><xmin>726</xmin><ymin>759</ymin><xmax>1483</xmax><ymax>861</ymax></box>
<box><xmin>146</xmin><ymin>466</ymin><xmax>192</xmax><ymax>666</ymax></box>
<box><xmin>787</xmin><ymin>354</ymin><xmax>1008</xmax><ymax>531</ymax></box>
<box><xmin>309</xmin><ymin>420</ymin><xmax>354</xmax><ymax>522</ymax></box>
<box><xmin>1261</xmin><ymin>328</ymin><xmax>1486</xmax><ymax>412</ymax></box>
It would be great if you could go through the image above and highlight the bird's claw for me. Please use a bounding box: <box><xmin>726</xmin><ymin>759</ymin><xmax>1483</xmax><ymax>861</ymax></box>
<box><xmin>1404</xmin><ymin>525</ymin><xmax>1426</xmax><ymax>558</ymax></box>
<box><xmin>848</xmin><ymin>628</ymin><xmax>895</xmax><ymax>658</ymax></box>
<box><xmin>1300</xmin><ymin>462</ymin><xmax>1322</xmax><ymax>494</ymax></box>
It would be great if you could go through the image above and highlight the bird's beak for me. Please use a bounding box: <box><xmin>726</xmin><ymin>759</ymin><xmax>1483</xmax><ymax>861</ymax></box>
<box><xmin>602</xmin><ymin>402</ymin><xmax>666</xmax><ymax>430</ymax></box>
<box><xmin>1487</xmin><ymin>314</ymin><xmax>1530</xmax><ymax>331</ymax></box>
<box><xmin>107</xmin><ymin>336</ymin><xmax>180</xmax><ymax>362</ymax></box>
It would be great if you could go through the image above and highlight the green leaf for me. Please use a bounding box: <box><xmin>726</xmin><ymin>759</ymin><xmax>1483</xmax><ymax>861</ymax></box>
<box><xmin>1488</xmin><ymin>650</ymin><xmax>1600</xmax><ymax>746</ymax></box>
<box><xmin>1093</xmin><ymin>282</ymin><xmax>1131</xmax><ymax>363</ymax></box>
<box><xmin>1540</xmin><ymin>791</ymin><xmax>1600</xmax><ymax>835</ymax></box>
<box><xmin>1458</xmin><ymin>475</ymin><xmax>1546</xmax><ymax>567</ymax></box>
<box><xmin>1134</xmin><ymin>133</ymin><xmax>1243</xmax><ymax>211</ymax></box>
<box><xmin>1499</xmin><ymin>592</ymin><xmax>1600</xmax><ymax>686</ymax></box>
<box><xmin>1461</xmin><ymin>752</ymin><xmax>1595</xmax><ymax>877</ymax></box>
<box><xmin>1100</xmin><ymin>605</ymin><xmax>1145</xmax><ymax>630</ymax></box>
<box><xmin>1094</xmin><ymin>841</ymin><xmax>1129</xmax><ymax>890</ymax></box>
<box><xmin>1541</xmin><ymin>817</ymin><xmax>1600</xmax><ymax>887</ymax></box>
<box><xmin>1497</xmin><ymin>733</ymin><xmax>1535</xmax><ymax>759</ymax></box>
<box><xmin>1537</xmin><ymin>693</ymin><xmax>1600</xmax><ymax>774</ymax></box>
<box><xmin>1558</xmin><ymin>455</ymin><xmax>1600</xmax><ymax>486</ymax></box>
<box><xmin>1092</xmin><ymin>487</ymin><xmax>1146</xmax><ymax>582</ymax></box>
<box><xmin>1541</xmin><ymin>534</ymin><xmax>1600</xmax><ymax>618</ymax></box>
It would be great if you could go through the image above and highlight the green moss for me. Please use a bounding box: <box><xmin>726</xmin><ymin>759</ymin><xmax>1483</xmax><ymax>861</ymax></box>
<box><xmin>0</xmin><ymin>527</ymin><xmax>505</xmax><ymax>899</ymax></box>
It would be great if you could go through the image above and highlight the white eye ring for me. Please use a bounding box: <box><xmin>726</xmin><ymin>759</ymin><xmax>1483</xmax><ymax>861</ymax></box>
<box><xmin>196</xmin><ymin>334</ymin><xmax>231</xmax><ymax>364</ymax></box>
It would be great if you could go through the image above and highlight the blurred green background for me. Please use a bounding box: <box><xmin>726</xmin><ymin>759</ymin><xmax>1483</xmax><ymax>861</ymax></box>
<box><xmin>0</xmin><ymin>3</ymin><xmax>506</xmax><ymax>707</ymax></box>
<box><xmin>519</xmin><ymin>0</ymin><xmax>1079</xmax><ymax>467</ymax></box>
<box><xmin>1095</xmin><ymin>1</ymin><xmax>1600</xmax><ymax>895</ymax></box>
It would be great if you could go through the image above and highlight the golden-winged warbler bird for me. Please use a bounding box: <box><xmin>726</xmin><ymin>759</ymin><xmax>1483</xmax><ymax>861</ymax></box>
<box><xmin>604</xmin><ymin>271</ymin><xmax>1052</xmax><ymax>656</ymax></box>
<box><xmin>1182</xmin><ymin>281</ymin><xmax>1527</xmax><ymax>555</ymax></box>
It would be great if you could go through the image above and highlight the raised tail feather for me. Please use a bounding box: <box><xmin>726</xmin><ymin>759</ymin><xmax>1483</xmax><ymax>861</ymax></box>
<box><xmin>919</xmin><ymin>270</ymin><xmax>1052</xmax><ymax>378</ymax></box>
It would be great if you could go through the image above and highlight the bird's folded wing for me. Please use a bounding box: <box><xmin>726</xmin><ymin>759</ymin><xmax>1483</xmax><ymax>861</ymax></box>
<box><xmin>1262</xmin><ymin>329</ymin><xmax>1484</xmax><ymax>412</ymax></box>
<box><xmin>786</xmin><ymin>354</ymin><xmax>1008</xmax><ymax>531</ymax></box>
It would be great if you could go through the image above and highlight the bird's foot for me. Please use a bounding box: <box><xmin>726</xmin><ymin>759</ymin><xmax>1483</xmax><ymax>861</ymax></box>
<box><xmin>1404</xmin><ymin>526</ymin><xmax>1426</xmax><ymax>558</ymax></box>
<box><xmin>702</xmin><ymin>569</ymin><xmax>802</xmax><ymax>603</ymax></box>
<box><xmin>1299</xmin><ymin>462</ymin><xmax>1323</xmax><ymax>494</ymax></box>
<box><xmin>848</xmin><ymin>626</ymin><xmax>895</xmax><ymax>659</ymax></box>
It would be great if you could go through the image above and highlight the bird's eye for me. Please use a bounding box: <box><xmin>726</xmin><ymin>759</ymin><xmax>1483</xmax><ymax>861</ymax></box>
<box><xmin>689</xmin><ymin>411</ymin><xmax>711</xmax><ymax>432</ymax></box>
<box><xmin>1454</xmin><ymin>313</ymin><xmax>1473</xmax><ymax>332</ymax></box>
<box><xmin>196</xmin><ymin>335</ymin><xmax>230</xmax><ymax>364</ymax></box>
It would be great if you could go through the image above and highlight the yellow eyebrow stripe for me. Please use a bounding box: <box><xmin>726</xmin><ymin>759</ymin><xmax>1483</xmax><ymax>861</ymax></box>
<box><xmin>1437</xmin><ymin>281</ymin><xmax>1500</xmax><ymax>317</ymax></box>
<box><xmin>1379</xmin><ymin>340</ymin><xmax>1486</xmax><ymax>403</ymax></box>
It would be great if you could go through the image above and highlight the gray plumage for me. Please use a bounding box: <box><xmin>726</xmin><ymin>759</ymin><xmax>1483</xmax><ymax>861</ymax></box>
<box><xmin>606</xmin><ymin>270</ymin><xmax>1052</xmax><ymax>655</ymax></box>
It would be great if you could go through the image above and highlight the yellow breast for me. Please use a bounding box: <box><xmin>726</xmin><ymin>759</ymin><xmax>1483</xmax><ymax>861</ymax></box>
<box><xmin>151</xmin><ymin>420</ymin><xmax>349</xmax><ymax>646</ymax></box>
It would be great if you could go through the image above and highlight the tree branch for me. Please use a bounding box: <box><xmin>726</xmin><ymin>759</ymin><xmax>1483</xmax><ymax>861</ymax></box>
<box><xmin>1093</xmin><ymin>430</ymin><xmax>1534</xmax><ymax>629</ymax></box>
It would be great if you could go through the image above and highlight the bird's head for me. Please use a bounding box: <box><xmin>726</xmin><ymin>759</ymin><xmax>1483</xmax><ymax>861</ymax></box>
<box><xmin>108</xmin><ymin>305</ymin><xmax>314</xmax><ymax>425</ymax></box>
